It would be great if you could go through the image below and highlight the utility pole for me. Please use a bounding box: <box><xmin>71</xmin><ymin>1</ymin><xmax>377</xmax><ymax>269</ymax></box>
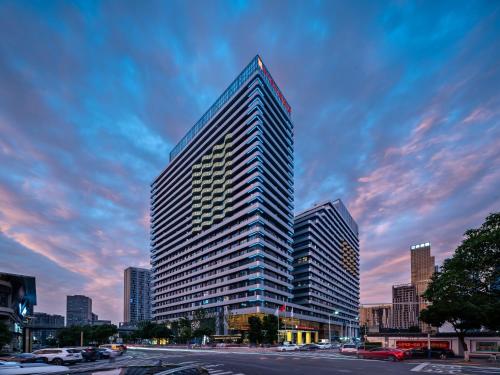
<box><xmin>80</xmin><ymin>331</ymin><xmax>83</xmax><ymax>347</ymax></box>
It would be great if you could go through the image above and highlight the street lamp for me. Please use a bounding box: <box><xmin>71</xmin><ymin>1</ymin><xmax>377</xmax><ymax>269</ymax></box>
<box><xmin>328</xmin><ymin>310</ymin><xmax>339</xmax><ymax>343</ymax></box>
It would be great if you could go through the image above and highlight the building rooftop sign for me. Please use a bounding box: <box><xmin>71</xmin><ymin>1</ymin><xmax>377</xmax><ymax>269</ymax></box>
<box><xmin>169</xmin><ymin>55</ymin><xmax>291</xmax><ymax>162</ymax></box>
<box><xmin>411</xmin><ymin>242</ymin><xmax>431</xmax><ymax>250</ymax></box>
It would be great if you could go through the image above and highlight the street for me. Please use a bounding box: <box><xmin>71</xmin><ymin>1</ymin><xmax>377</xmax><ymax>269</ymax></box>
<box><xmin>66</xmin><ymin>348</ymin><xmax>500</xmax><ymax>375</ymax></box>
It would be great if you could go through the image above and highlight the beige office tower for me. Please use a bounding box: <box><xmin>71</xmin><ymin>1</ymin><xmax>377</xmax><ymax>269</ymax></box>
<box><xmin>410</xmin><ymin>242</ymin><xmax>435</xmax><ymax>330</ymax></box>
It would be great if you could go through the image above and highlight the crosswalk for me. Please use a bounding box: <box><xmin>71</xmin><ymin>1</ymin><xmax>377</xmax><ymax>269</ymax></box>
<box><xmin>66</xmin><ymin>354</ymin><xmax>247</xmax><ymax>375</ymax></box>
<box><xmin>411</xmin><ymin>362</ymin><xmax>500</xmax><ymax>374</ymax></box>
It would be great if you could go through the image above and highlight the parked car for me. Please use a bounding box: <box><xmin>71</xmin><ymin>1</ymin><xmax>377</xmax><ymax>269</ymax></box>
<box><xmin>277</xmin><ymin>343</ymin><xmax>299</xmax><ymax>352</ymax></box>
<box><xmin>0</xmin><ymin>353</ymin><xmax>44</xmax><ymax>363</ymax></box>
<box><xmin>78</xmin><ymin>347</ymin><xmax>99</xmax><ymax>362</ymax></box>
<box><xmin>0</xmin><ymin>362</ymin><xmax>70</xmax><ymax>374</ymax></box>
<box><xmin>299</xmin><ymin>344</ymin><xmax>320</xmax><ymax>351</ymax></box>
<box><xmin>316</xmin><ymin>343</ymin><xmax>332</xmax><ymax>349</ymax></box>
<box><xmin>340</xmin><ymin>344</ymin><xmax>358</xmax><ymax>354</ymax></box>
<box><xmin>99</xmin><ymin>344</ymin><xmax>125</xmax><ymax>355</ymax></box>
<box><xmin>96</xmin><ymin>348</ymin><xmax>113</xmax><ymax>359</ymax></box>
<box><xmin>404</xmin><ymin>348</ymin><xmax>455</xmax><ymax>360</ymax></box>
<box><xmin>357</xmin><ymin>347</ymin><xmax>406</xmax><ymax>361</ymax></box>
<box><xmin>32</xmin><ymin>348</ymin><xmax>82</xmax><ymax>365</ymax></box>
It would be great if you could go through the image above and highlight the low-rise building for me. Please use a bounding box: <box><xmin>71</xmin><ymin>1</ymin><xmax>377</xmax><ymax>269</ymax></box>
<box><xmin>29</xmin><ymin>312</ymin><xmax>64</xmax><ymax>347</ymax></box>
<box><xmin>0</xmin><ymin>272</ymin><xmax>37</xmax><ymax>351</ymax></box>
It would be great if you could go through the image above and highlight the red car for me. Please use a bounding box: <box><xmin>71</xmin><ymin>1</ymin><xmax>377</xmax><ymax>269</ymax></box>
<box><xmin>357</xmin><ymin>347</ymin><xmax>405</xmax><ymax>361</ymax></box>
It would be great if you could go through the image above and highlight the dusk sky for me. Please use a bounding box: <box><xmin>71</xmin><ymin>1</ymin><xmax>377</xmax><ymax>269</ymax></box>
<box><xmin>0</xmin><ymin>1</ymin><xmax>499</xmax><ymax>323</ymax></box>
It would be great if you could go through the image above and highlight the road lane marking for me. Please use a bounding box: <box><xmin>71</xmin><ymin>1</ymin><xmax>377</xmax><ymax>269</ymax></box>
<box><xmin>411</xmin><ymin>362</ymin><xmax>429</xmax><ymax>372</ymax></box>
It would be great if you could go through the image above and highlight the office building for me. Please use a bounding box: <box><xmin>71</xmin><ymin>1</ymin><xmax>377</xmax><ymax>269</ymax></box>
<box><xmin>66</xmin><ymin>295</ymin><xmax>92</xmax><ymax>326</ymax></box>
<box><xmin>292</xmin><ymin>200</ymin><xmax>360</xmax><ymax>338</ymax></box>
<box><xmin>30</xmin><ymin>312</ymin><xmax>64</xmax><ymax>347</ymax></box>
<box><xmin>392</xmin><ymin>283</ymin><xmax>418</xmax><ymax>329</ymax></box>
<box><xmin>359</xmin><ymin>304</ymin><xmax>392</xmax><ymax>332</ymax></box>
<box><xmin>124</xmin><ymin>267</ymin><xmax>151</xmax><ymax>323</ymax></box>
<box><xmin>150</xmin><ymin>55</ymin><xmax>294</xmax><ymax>322</ymax></box>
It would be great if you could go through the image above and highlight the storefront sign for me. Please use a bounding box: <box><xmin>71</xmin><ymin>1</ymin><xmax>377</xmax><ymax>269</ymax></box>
<box><xmin>396</xmin><ymin>340</ymin><xmax>450</xmax><ymax>350</ymax></box>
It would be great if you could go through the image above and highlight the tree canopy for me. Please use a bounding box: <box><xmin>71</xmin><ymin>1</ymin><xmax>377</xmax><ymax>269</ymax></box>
<box><xmin>420</xmin><ymin>212</ymin><xmax>500</xmax><ymax>354</ymax></box>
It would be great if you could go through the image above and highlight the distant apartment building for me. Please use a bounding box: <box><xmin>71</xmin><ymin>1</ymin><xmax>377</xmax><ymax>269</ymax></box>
<box><xmin>66</xmin><ymin>295</ymin><xmax>92</xmax><ymax>326</ymax></box>
<box><xmin>292</xmin><ymin>200</ymin><xmax>360</xmax><ymax>338</ymax></box>
<box><xmin>92</xmin><ymin>319</ymin><xmax>112</xmax><ymax>326</ymax></box>
<box><xmin>30</xmin><ymin>312</ymin><xmax>64</xmax><ymax>346</ymax></box>
<box><xmin>359</xmin><ymin>304</ymin><xmax>392</xmax><ymax>332</ymax></box>
<box><xmin>392</xmin><ymin>283</ymin><xmax>419</xmax><ymax>329</ymax></box>
<box><xmin>124</xmin><ymin>267</ymin><xmax>151</xmax><ymax>323</ymax></box>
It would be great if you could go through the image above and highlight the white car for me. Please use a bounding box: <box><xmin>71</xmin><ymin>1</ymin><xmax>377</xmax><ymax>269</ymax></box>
<box><xmin>277</xmin><ymin>343</ymin><xmax>299</xmax><ymax>352</ymax></box>
<box><xmin>0</xmin><ymin>362</ymin><xmax>69</xmax><ymax>374</ymax></box>
<box><xmin>316</xmin><ymin>343</ymin><xmax>332</xmax><ymax>349</ymax></box>
<box><xmin>340</xmin><ymin>343</ymin><xmax>358</xmax><ymax>354</ymax></box>
<box><xmin>32</xmin><ymin>348</ymin><xmax>82</xmax><ymax>365</ymax></box>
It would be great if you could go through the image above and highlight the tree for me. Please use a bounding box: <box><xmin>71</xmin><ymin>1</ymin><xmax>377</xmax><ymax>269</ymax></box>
<box><xmin>91</xmin><ymin>324</ymin><xmax>118</xmax><ymax>344</ymax></box>
<box><xmin>262</xmin><ymin>315</ymin><xmax>278</xmax><ymax>344</ymax></box>
<box><xmin>0</xmin><ymin>321</ymin><xmax>12</xmax><ymax>348</ymax></box>
<box><xmin>57</xmin><ymin>325</ymin><xmax>88</xmax><ymax>346</ymax></box>
<box><xmin>247</xmin><ymin>316</ymin><xmax>263</xmax><ymax>344</ymax></box>
<box><xmin>178</xmin><ymin>317</ymin><xmax>192</xmax><ymax>344</ymax></box>
<box><xmin>153</xmin><ymin>323</ymin><xmax>173</xmax><ymax>342</ymax></box>
<box><xmin>420</xmin><ymin>212</ymin><xmax>500</xmax><ymax>360</ymax></box>
<box><xmin>192</xmin><ymin>308</ymin><xmax>214</xmax><ymax>341</ymax></box>
<box><xmin>137</xmin><ymin>321</ymin><xmax>157</xmax><ymax>340</ymax></box>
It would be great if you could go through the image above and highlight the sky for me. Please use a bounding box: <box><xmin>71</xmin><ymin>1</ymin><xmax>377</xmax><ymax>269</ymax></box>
<box><xmin>0</xmin><ymin>0</ymin><xmax>499</xmax><ymax>324</ymax></box>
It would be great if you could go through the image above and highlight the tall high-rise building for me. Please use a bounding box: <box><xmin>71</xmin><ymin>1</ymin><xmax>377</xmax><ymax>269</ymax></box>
<box><xmin>411</xmin><ymin>242</ymin><xmax>435</xmax><ymax>300</ymax></box>
<box><xmin>124</xmin><ymin>267</ymin><xmax>151</xmax><ymax>323</ymax></box>
<box><xmin>410</xmin><ymin>242</ymin><xmax>435</xmax><ymax>330</ymax></box>
<box><xmin>392</xmin><ymin>283</ymin><xmax>418</xmax><ymax>329</ymax></box>
<box><xmin>150</xmin><ymin>55</ymin><xmax>294</xmax><ymax>322</ymax></box>
<box><xmin>292</xmin><ymin>200</ymin><xmax>360</xmax><ymax>337</ymax></box>
<box><xmin>66</xmin><ymin>295</ymin><xmax>92</xmax><ymax>326</ymax></box>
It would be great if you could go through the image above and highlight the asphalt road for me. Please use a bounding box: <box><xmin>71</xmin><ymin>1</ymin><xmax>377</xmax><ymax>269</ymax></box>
<box><xmin>67</xmin><ymin>348</ymin><xmax>500</xmax><ymax>375</ymax></box>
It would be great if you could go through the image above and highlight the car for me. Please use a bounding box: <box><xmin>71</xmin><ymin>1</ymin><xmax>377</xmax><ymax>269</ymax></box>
<box><xmin>0</xmin><ymin>362</ymin><xmax>70</xmax><ymax>374</ymax></box>
<box><xmin>357</xmin><ymin>347</ymin><xmax>406</xmax><ymax>361</ymax></box>
<box><xmin>32</xmin><ymin>348</ymin><xmax>82</xmax><ymax>365</ymax></box>
<box><xmin>277</xmin><ymin>343</ymin><xmax>299</xmax><ymax>352</ymax></box>
<box><xmin>0</xmin><ymin>353</ymin><xmax>44</xmax><ymax>363</ymax></box>
<box><xmin>340</xmin><ymin>343</ymin><xmax>358</xmax><ymax>354</ymax></box>
<box><xmin>299</xmin><ymin>344</ymin><xmax>320</xmax><ymax>351</ymax></box>
<box><xmin>96</xmin><ymin>348</ymin><xmax>113</xmax><ymax>359</ymax></box>
<box><xmin>316</xmin><ymin>343</ymin><xmax>332</xmax><ymax>349</ymax></box>
<box><xmin>404</xmin><ymin>348</ymin><xmax>455</xmax><ymax>360</ymax></box>
<box><xmin>78</xmin><ymin>347</ymin><xmax>99</xmax><ymax>362</ymax></box>
<box><xmin>99</xmin><ymin>344</ymin><xmax>126</xmax><ymax>354</ymax></box>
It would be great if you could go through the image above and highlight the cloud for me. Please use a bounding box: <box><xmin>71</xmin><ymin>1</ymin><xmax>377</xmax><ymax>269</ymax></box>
<box><xmin>0</xmin><ymin>0</ymin><xmax>499</xmax><ymax>320</ymax></box>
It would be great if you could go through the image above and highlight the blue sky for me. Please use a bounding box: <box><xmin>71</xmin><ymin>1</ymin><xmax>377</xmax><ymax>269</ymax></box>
<box><xmin>0</xmin><ymin>0</ymin><xmax>499</xmax><ymax>323</ymax></box>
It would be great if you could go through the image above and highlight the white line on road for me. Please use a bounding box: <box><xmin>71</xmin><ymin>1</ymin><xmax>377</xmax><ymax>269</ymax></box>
<box><xmin>411</xmin><ymin>362</ymin><xmax>429</xmax><ymax>372</ymax></box>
